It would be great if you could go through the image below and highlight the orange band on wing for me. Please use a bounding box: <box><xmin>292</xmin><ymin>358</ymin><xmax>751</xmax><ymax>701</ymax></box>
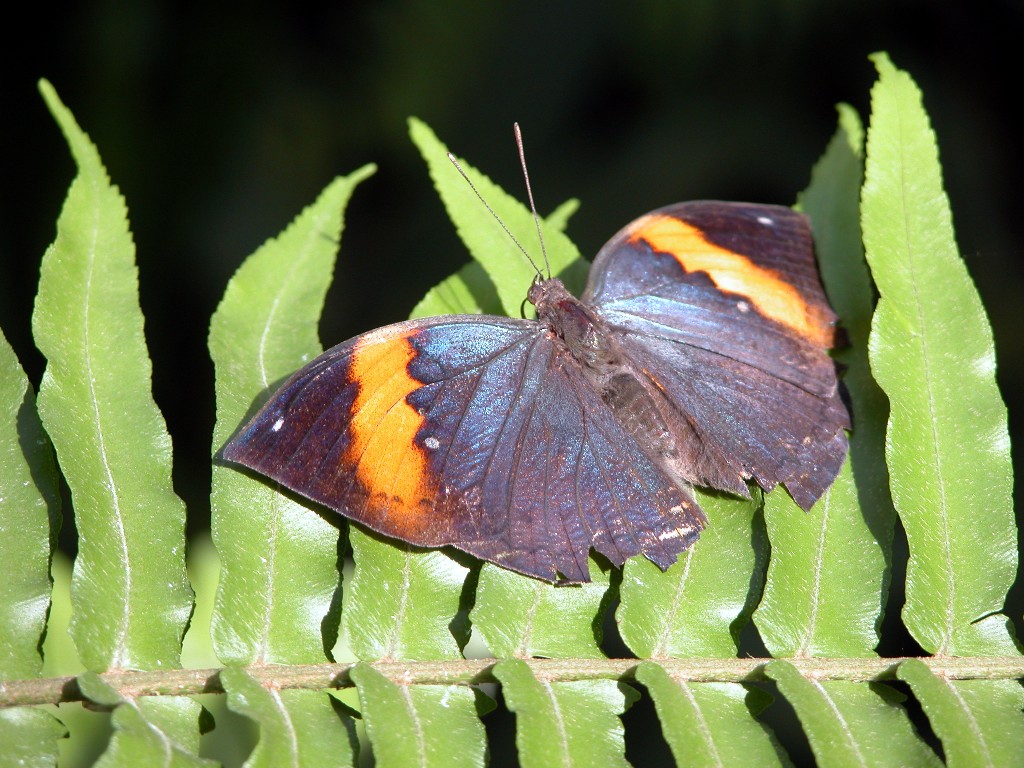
<box><xmin>345</xmin><ymin>334</ymin><xmax>434</xmax><ymax>537</ymax></box>
<box><xmin>627</xmin><ymin>213</ymin><xmax>833</xmax><ymax>346</ymax></box>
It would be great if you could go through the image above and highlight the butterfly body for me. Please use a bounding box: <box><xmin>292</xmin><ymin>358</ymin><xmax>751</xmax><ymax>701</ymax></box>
<box><xmin>223</xmin><ymin>201</ymin><xmax>849</xmax><ymax>582</ymax></box>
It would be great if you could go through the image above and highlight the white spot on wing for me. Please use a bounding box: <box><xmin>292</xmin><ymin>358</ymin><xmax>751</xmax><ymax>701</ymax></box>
<box><xmin>757</xmin><ymin>215</ymin><xmax>774</xmax><ymax>226</ymax></box>
<box><xmin>737</xmin><ymin>300</ymin><xmax>750</xmax><ymax>313</ymax></box>
<box><xmin>272</xmin><ymin>417</ymin><xmax>284</xmax><ymax>432</ymax></box>
<box><xmin>424</xmin><ymin>436</ymin><xmax>440</xmax><ymax>450</ymax></box>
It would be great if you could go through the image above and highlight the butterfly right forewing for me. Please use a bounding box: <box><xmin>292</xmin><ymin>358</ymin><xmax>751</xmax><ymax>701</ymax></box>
<box><xmin>583</xmin><ymin>201</ymin><xmax>849</xmax><ymax>509</ymax></box>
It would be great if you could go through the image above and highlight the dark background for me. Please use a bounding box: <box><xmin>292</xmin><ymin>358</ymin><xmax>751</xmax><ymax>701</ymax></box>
<box><xmin>1</xmin><ymin>2</ymin><xmax>1021</xmax><ymax>760</ymax></box>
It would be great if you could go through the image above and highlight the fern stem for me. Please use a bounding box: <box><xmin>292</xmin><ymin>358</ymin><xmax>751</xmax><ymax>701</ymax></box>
<box><xmin>3</xmin><ymin>656</ymin><xmax>1022</xmax><ymax>709</ymax></box>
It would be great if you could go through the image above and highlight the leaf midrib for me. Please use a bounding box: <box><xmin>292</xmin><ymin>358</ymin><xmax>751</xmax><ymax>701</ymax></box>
<box><xmin>268</xmin><ymin>687</ymin><xmax>301</xmax><ymax>768</ymax></box>
<box><xmin>942</xmin><ymin>676</ymin><xmax>992</xmax><ymax>764</ymax></box>
<box><xmin>654</xmin><ymin>551</ymin><xmax>694</xmax><ymax>658</ymax></box>
<box><xmin>399</xmin><ymin>683</ymin><xmax>428</xmax><ymax>766</ymax></box>
<box><xmin>798</xmin><ymin>490</ymin><xmax>832</xmax><ymax>656</ymax></box>
<box><xmin>540</xmin><ymin>679</ymin><xmax>572</xmax><ymax>767</ymax></box>
<box><xmin>678</xmin><ymin>680</ymin><xmax>724</xmax><ymax>767</ymax></box>
<box><xmin>811</xmin><ymin>680</ymin><xmax>868</xmax><ymax>767</ymax></box>
<box><xmin>892</xmin><ymin>94</ymin><xmax>955</xmax><ymax>654</ymax></box>
<box><xmin>81</xmin><ymin>174</ymin><xmax>132</xmax><ymax>669</ymax></box>
<box><xmin>251</xmin><ymin>201</ymin><xmax>337</xmax><ymax>662</ymax></box>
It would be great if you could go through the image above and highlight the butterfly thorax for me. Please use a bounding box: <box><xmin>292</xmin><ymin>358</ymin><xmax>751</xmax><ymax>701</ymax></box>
<box><xmin>530</xmin><ymin>277</ymin><xmax>619</xmax><ymax>372</ymax></box>
<box><xmin>530</xmin><ymin>275</ymin><xmax>711</xmax><ymax>497</ymax></box>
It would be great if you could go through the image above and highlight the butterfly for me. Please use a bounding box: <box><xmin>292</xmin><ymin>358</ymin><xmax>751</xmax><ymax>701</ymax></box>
<box><xmin>222</xmin><ymin>189</ymin><xmax>849</xmax><ymax>584</ymax></box>
<box><xmin>226</xmin><ymin>169</ymin><xmax>856</xmax><ymax>589</ymax></box>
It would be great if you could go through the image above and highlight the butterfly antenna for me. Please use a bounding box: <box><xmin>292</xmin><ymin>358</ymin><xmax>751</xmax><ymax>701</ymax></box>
<box><xmin>514</xmin><ymin>123</ymin><xmax>551</xmax><ymax>280</ymax></box>
<box><xmin>446</xmin><ymin>152</ymin><xmax>543</xmax><ymax>279</ymax></box>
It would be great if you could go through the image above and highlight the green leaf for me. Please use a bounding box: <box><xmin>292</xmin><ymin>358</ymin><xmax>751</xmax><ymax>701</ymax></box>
<box><xmin>349</xmin><ymin>662</ymin><xmax>487</xmax><ymax>768</ymax></box>
<box><xmin>635</xmin><ymin>662</ymin><xmax>785</xmax><ymax>767</ymax></box>
<box><xmin>897</xmin><ymin>659</ymin><xmax>1024</xmax><ymax>767</ymax></box>
<box><xmin>0</xmin><ymin>707</ymin><xmax>66</xmax><ymax>767</ymax></box>
<box><xmin>544</xmin><ymin>199</ymin><xmax>581</xmax><ymax>236</ymax></box>
<box><xmin>220</xmin><ymin>666</ymin><xmax>356</xmax><ymax>768</ymax></box>
<box><xmin>179</xmin><ymin>533</ymin><xmax>220</xmax><ymax>670</ymax></box>
<box><xmin>801</xmin><ymin>105</ymin><xmax>886</xmax><ymax>503</ymax></box>
<box><xmin>758</xmin><ymin>462</ymin><xmax>888</xmax><ymax>658</ymax></box>
<box><xmin>53</xmin><ymin>702</ymin><xmax>113</xmax><ymax>767</ymax></box>
<box><xmin>409</xmin><ymin>198</ymin><xmax>582</xmax><ymax>320</ymax></box>
<box><xmin>77</xmin><ymin>673</ymin><xmax>213</xmax><ymax>767</ymax></box>
<box><xmin>617</xmin><ymin>492</ymin><xmax>762</xmax><ymax>658</ymax></box>
<box><xmin>757</xmin><ymin>106</ymin><xmax>895</xmax><ymax>658</ymax></box>
<box><xmin>209</xmin><ymin>167</ymin><xmax>374</xmax><ymax>665</ymax></box>
<box><xmin>33</xmin><ymin>80</ymin><xmax>192</xmax><ymax>672</ymax></box>
<box><xmin>408</xmin><ymin>118</ymin><xmax>584</xmax><ymax>317</ymax></box>
<box><xmin>861</xmin><ymin>54</ymin><xmax>1017</xmax><ymax>655</ymax></box>
<box><xmin>766</xmin><ymin>660</ymin><xmax>940</xmax><ymax>767</ymax></box>
<box><xmin>410</xmin><ymin>261</ymin><xmax>501</xmax><ymax>318</ymax></box>
<box><xmin>0</xmin><ymin>329</ymin><xmax>59</xmax><ymax>680</ymax></box>
<box><xmin>470</xmin><ymin>557</ymin><xmax>612</xmax><ymax>659</ymax></box>
<box><xmin>40</xmin><ymin>550</ymin><xmax>85</xmax><ymax>677</ymax></box>
<box><xmin>339</xmin><ymin>533</ymin><xmax>469</xmax><ymax>661</ymax></box>
<box><xmin>494</xmin><ymin>658</ymin><xmax>636</xmax><ymax>768</ymax></box>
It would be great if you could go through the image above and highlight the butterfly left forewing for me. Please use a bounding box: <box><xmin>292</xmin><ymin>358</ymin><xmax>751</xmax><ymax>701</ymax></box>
<box><xmin>223</xmin><ymin>316</ymin><xmax>540</xmax><ymax>547</ymax></box>
<box><xmin>223</xmin><ymin>313</ymin><xmax>704</xmax><ymax>582</ymax></box>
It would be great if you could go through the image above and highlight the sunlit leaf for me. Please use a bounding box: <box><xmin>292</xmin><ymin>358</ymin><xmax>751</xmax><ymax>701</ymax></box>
<box><xmin>350</xmin><ymin>662</ymin><xmax>487</xmax><ymax>767</ymax></box>
<box><xmin>898</xmin><ymin>658</ymin><xmax>1024</xmax><ymax>767</ymax></box>
<box><xmin>34</xmin><ymin>80</ymin><xmax>192</xmax><ymax>671</ymax></box>
<box><xmin>0</xmin><ymin>329</ymin><xmax>58</xmax><ymax>680</ymax></box>
<box><xmin>340</xmin><ymin>536</ymin><xmax>470</xmax><ymax>661</ymax></box>
<box><xmin>411</xmin><ymin>261</ymin><xmax>500</xmax><ymax>318</ymax></box>
<box><xmin>410</xmin><ymin>199</ymin><xmax>580</xmax><ymax>320</ymax></box>
<box><xmin>618</xmin><ymin>491</ymin><xmax>762</xmax><ymax>658</ymax></box>
<box><xmin>0</xmin><ymin>707</ymin><xmax>66</xmax><ymax>768</ymax></box>
<box><xmin>766</xmin><ymin>660</ymin><xmax>940</xmax><ymax>767</ymax></box>
<box><xmin>77</xmin><ymin>673</ymin><xmax>213</xmax><ymax>767</ymax></box>
<box><xmin>408</xmin><ymin>118</ymin><xmax>584</xmax><ymax>317</ymax></box>
<box><xmin>495</xmin><ymin>658</ymin><xmax>636</xmax><ymax>768</ymax></box>
<box><xmin>221</xmin><ymin>666</ymin><xmax>356</xmax><ymax>768</ymax></box>
<box><xmin>861</xmin><ymin>54</ymin><xmax>1017</xmax><ymax>655</ymax></box>
<box><xmin>757</xmin><ymin>105</ymin><xmax>897</xmax><ymax>659</ymax></box>
<box><xmin>209</xmin><ymin>167</ymin><xmax>374</xmax><ymax>665</ymax></box>
<box><xmin>635</xmin><ymin>663</ymin><xmax>785</xmax><ymax>767</ymax></box>
<box><xmin>471</xmin><ymin>558</ymin><xmax>612</xmax><ymax>659</ymax></box>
